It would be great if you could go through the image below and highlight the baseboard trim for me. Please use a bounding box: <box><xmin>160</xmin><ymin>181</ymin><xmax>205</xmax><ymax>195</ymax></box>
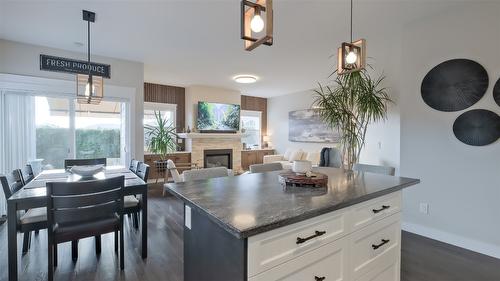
<box><xmin>402</xmin><ymin>222</ymin><xmax>500</xmax><ymax>259</ymax></box>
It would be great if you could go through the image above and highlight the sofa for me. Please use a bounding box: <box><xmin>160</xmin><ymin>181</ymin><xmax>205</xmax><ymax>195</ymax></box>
<box><xmin>263</xmin><ymin>149</ymin><xmax>321</xmax><ymax>169</ymax></box>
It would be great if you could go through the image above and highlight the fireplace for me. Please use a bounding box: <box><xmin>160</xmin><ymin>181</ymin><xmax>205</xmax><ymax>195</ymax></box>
<box><xmin>204</xmin><ymin>149</ymin><xmax>233</xmax><ymax>169</ymax></box>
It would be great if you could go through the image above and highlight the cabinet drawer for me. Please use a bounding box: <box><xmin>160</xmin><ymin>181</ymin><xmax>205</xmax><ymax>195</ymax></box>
<box><xmin>356</xmin><ymin>262</ymin><xmax>399</xmax><ymax>281</ymax></box>
<box><xmin>350</xmin><ymin>213</ymin><xmax>401</xmax><ymax>280</ymax></box>
<box><xmin>249</xmin><ymin>236</ymin><xmax>348</xmax><ymax>281</ymax></box>
<box><xmin>248</xmin><ymin>209</ymin><xmax>348</xmax><ymax>277</ymax></box>
<box><xmin>349</xmin><ymin>191</ymin><xmax>401</xmax><ymax>231</ymax></box>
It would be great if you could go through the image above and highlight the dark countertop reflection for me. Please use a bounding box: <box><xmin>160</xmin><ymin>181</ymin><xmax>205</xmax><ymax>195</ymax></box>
<box><xmin>166</xmin><ymin>167</ymin><xmax>420</xmax><ymax>239</ymax></box>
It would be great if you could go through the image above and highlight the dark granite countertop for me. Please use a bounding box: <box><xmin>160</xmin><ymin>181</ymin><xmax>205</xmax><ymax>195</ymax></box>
<box><xmin>166</xmin><ymin>167</ymin><xmax>420</xmax><ymax>239</ymax></box>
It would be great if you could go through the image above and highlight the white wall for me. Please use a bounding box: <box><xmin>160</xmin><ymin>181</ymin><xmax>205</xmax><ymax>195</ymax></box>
<box><xmin>185</xmin><ymin>85</ymin><xmax>241</xmax><ymax>130</ymax></box>
<box><xmin>267</xmin><ymin>28</ymin><xmax>402</xmax><ymax>172</ymax></box>
<box><xmin>400</xmin><ymin>3</ymin><xmax>500</xmax><ymax>258</ymax></box>
<box><xmin>0</xmin><ymin>39</ymin><xmax>145</xmax><ymax>160</ymax></box>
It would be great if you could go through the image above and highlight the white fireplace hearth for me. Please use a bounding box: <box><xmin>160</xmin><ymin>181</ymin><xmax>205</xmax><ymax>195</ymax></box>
<box><xmin>178</xmin><ymin>133</ymin><xmax>243</xmax><ymax>171</ymax></box>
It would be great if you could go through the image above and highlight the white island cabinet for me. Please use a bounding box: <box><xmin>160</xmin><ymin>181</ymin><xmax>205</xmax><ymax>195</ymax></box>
<box><xmin>248</xmin><ymin>191</ymin><xmax>402</xmax><ymax>281</ymax></box>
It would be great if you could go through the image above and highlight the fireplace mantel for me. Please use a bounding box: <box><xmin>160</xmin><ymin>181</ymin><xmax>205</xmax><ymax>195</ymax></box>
<box><xmin>178</xmin><ymin>133</ymin><xmax>242</xmax><ymax>139</ymax></box>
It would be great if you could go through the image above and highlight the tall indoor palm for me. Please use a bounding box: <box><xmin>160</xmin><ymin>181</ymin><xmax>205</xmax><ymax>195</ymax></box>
<box><xmin>313</xmin><ymin>69</ymin><xmax>392</xmax><ymax>170</ymax></box>
<box><xmin>144</xmin><ymin>111</ymin><xmax>178</xmax><ymax>161</ymax></box>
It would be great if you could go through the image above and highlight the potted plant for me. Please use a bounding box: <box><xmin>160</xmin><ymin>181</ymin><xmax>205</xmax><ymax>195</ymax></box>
<box><xmin>144</xmin><ymin>111</ymin><xmax>179</xmax><ymax>177</ymax></box>
<box><xmin>312</xmin><ymin>68</ymin><xmax>392</xmax><ymax>170</ymax></box>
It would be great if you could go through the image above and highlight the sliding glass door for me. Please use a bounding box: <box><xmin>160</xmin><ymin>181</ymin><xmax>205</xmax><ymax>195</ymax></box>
<box><xmin>35</xmin><ymin>96</ymin><xmax>71</xmax><ymax>169</ymax></box>
<box><xmin>1</xmin><ymin>91</ymin><xmax>130</xmax><ymax>171</ymax></box>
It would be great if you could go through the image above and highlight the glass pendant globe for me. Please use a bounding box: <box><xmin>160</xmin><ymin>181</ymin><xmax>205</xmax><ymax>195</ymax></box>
<box><xmin>345</xmin><ymin>51</ymin><xmax>358</xmax><ymax>64</ymax></box>
<box><xmin>250</xmin><ymin>14</ymin><xmax>265</xmax><ymax>33</ymax></box>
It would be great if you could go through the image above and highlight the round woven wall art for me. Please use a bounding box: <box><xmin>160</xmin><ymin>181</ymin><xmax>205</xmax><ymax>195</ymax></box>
<box><xmin>494</xmin><ymin>78</ymin><xmax>500</xmax><ymax>107</ymax></box>
<box><xmin>421</xmin><ymin>59</ymin><xmax>488</xmax><ymax>112</ymax></box>
<box><xmin>453</xmin><ymin>109</ymin><xmax>500</xmax><ymax>146</ymax></box>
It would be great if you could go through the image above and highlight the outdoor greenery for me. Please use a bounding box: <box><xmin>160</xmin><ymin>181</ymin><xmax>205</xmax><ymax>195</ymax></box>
<box><xmin>313</xmin><ymin>68</ymin><xmax>392</xmax><ymax>170</ymax></box>
<box><xmin>36</xmin><ymin>127</ymin><xmax>120</xmax><ymax>168</ymax></box>
<box><xmin>144</xmin><ymin>111</ymin><xmax>178</xmax><ymax>161</ymax></box>
<box><xmin>197</xmin><ymin>102</ymin><xmax>240</xmax><ymax>131</ymax></box>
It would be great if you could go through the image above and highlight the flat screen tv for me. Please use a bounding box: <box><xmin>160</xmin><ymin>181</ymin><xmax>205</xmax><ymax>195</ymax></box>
<box><xmin>197</xmin><ymin>101</ymin><xmax>240</xmax><ymax>133</ymax></box>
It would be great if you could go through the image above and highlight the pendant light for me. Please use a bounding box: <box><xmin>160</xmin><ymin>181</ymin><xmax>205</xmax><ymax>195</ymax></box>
<box><xmin>241</xmin><ymin>0</ymin><xmax>273</xmax><ymax>51</ymax></box>
<box><xmin>337</xmin><ymin>0</ymin><xmax>366</xmax><ymax>75</ymax></box>
<box><xmin>76</xmin><ymin>10</ymin><xmax>103</xmax><ymax>105</ymax></box>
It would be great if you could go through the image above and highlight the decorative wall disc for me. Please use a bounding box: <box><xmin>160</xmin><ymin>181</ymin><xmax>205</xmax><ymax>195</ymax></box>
<box><xmin>494</xmin><ymin>78</ymin><xmax>500</xmax><ymax>107</ymax></box>
<box><xmin>453</xmin><ymin>109</ymin><xmax>500</xmax><ymax>146</ymax></box>
<box><xmin>421</xmin><ymin>59</ymin><xmax>488</xmax><ymax>112</ymax></box>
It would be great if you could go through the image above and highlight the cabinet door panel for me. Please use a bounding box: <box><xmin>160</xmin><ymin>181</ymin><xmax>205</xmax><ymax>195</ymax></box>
<box><xmin>249</xmin><ymin>237</ymin><xmax>349</xmax><ymax>281</ymax></box>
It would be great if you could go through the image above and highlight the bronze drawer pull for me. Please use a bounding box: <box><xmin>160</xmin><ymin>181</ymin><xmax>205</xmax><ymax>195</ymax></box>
<box><xmin>296</xmin><ymin>230</ymin><xmax>326</xmax><ymax>244</ymax></box>
<box><xmin>314</xmin><ymin>276</ymin><xmax>326</xmax><ymax>281</ymax></box>
<box><xmin>372</xmin><ymin>205</ymin><xmax>390</xmax><ymax>214</ymax></box>
<box><xmin>372</xmin><ymin>239</ymin><xmax>390</xmax><ymax>250</ymax></box>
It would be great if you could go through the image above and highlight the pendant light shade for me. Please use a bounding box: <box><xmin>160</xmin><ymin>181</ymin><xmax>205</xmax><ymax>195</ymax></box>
<box><xmin>338</xmin><ymin>0</ymin><xmax>366</xmax><ymax>74</ymax></box>
<box><xmin>76</xmin><ymin>10</ymin><xmax>103</xmax><ymax>104</ymax></box>
<box><xmin>76</xmin><ymin>73</ymin><xmax>103</xmax><ymax>104</ymax></box>
<box><xmin>241</xmin><ymin>0</ymin><xmax>273</xmax><ymax>51</ymax></box>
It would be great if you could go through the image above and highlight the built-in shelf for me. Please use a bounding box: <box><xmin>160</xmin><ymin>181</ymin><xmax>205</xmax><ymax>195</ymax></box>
<box><xmin>178</xmin><ymin>133</ymin><xmax>242</xmax><ymax>139</ymax></box>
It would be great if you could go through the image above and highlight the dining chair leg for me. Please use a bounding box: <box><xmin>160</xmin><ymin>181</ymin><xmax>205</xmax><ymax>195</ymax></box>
<box><xmin>95</xmin><ymin>235</ymin><xmax>101</xmax><ymax>255</ymax></box>
<box><xmin>119</xmin><ymin>229</ymin><xmax>124</xmax><ymax>270</ymax></box>
<box><xmin>71</xmin><ymin>240</ymin><xmax>78</xmax><ymax>262</ymax></box>
<box><xmin>53</xmin><ymin>244</ymin><xmax>58</xmax><ymax>267</ymax></box>
<box><xmin>114</xmin><ymin>231</ymin><xmax>118</xmax><ymax>253</ymax></box>
<box><xmin>22</xmin><ymin>232</ymin><xmax>30</xmax><ymax>255</ymax></box>
<box><xmin>48</xmin><ymin>240</ymin><xmax>54</xmax><ymax>281</ymax></box>
<box><xmin>133</xmin><ymin>213</ymin><xmax>139</xmax><ymax>229</ymax></box>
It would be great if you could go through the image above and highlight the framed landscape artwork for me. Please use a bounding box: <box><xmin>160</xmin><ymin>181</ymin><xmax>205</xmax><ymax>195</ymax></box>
<box><xmin>289</xmin><ymin>109</ymin><xmax>341</xmax><ymax>143</ymax></box>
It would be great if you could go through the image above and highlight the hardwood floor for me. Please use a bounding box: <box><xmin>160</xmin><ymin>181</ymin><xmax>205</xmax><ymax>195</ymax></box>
<box><xmin>1</xmin><ymin>183</ymin><xmax>499</xmax><ymax>281</ymax></box>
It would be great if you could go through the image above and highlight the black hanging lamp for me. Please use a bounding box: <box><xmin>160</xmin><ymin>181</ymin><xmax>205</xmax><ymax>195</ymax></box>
<box><xmin>76</xmin><ymin>10</ymin><xmax>103</xmax><ymax>104</ymax></box>
<box><xmin>337</xmin><ymin>0</ymin><xmax>366</xmax><ymax>75</ymax></box>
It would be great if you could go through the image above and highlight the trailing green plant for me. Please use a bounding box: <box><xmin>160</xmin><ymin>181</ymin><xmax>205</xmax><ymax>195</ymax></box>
<box><xmin>144</xmin><ymin>111</ymin><xmax>179</xmax><ymax>161</ymax></box>
<box><xmin>313</xmin><ymin>68</ymin><xmax>392</xmax><ymax>170</ymax></box>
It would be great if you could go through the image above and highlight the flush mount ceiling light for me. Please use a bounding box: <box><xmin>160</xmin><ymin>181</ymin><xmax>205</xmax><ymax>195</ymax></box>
<box><xmin>241</xmin><ymin>0</ymin><xmax>273</xmax><ymax>51</ymax></box>
<box><xmin>337</xmin><ymin>0</ymin><xmax>366</xmax><ymax>75</ymax></box>
<box><xmin>233</xmin><ymin>75</ymin><xmax>258</xmax><ymax>84</ymax></box>
<box><xmin>76</xmin><ymin>10</ymin><xmax>103</xmax><ymax>105</ymax></box>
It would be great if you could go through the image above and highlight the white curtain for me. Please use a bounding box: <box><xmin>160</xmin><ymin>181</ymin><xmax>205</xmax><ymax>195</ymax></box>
<box><xmin>0</xmin><ymin>90</ymin><xmax>36</xmax><ymax>217</ymax></box>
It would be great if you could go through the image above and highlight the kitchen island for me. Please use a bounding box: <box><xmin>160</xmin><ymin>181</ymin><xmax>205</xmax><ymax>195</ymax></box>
<box><xmin>166</xmin><ymin>167</ymin><xmax>419</xmax><ymax>281</ymax></box>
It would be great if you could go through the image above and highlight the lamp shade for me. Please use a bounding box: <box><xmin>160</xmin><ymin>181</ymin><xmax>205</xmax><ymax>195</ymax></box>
<box><xmin>76</xmin><ymin>74</ymin><xmax>103</xmax><ymax>104</ymax></box>
<box><xmin>263</xmin><ymin>135</ymin><xmax>270</xmax><ymax>142</ymax></box>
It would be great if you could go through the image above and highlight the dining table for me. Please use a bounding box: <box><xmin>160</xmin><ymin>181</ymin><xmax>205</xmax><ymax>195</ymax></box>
<box><xmin>7</xmin><ymin>166</ymin><xmax>148</xmax><ymax>281</ymax></box>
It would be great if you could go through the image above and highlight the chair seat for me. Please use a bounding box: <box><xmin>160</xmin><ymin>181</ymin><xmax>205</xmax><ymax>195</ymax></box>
<box><xmin>54</xmin><ymin>215</ymin><xmax>119</xmax><ymax>243</ymax></box>
<box><xmin>124</xmin><ymin>195</ymin><xmax>140</xmax><ymax>208</ymax></box>
<box><xmin>20</xmin><ymin>207</ymin><xmax>47</xmax><ymax>224</ymax></box>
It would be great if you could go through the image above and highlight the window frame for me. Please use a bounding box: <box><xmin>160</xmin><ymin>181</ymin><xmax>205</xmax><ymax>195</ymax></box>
<box><xmin>240</xmin><ymin>110</ymin><xmax>262</xmax><ymax>148</ymax></box>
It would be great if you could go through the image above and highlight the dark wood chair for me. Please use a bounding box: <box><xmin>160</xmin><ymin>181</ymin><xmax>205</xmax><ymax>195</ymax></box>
<box><xmin>1</xmin><ymin>170</ymin><xmax>47</xmax><ymax>255</ymax></box>
<box><xmin>129</xmin><ymin>159</ymin><xmax>140</xmax><ymax>173</ymax></box>
<box><xmin>46</xmin><ymin>176</ymin><xmax>125</xmax><ymax>281</ymax></box>
<box><xmin>63</xmin><ymin>158</ymin><xmax>108</xmax><ymax>260</ymax></box>
<box><xmin>64</xmin><ymin>158</ymin><xmax>107</xmax><ymax>169</ymax></box>
<box><xmin>124</xmin><ymin>163</ymin><xmax>149</xmax><ymax>229</ymax></box>
<box><xmin>19</xmin><ymin>164</ymin><xmax>35</xmax><ymax>185</ymax></box>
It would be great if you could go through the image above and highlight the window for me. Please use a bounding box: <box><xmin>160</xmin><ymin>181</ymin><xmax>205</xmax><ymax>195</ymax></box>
<box><xmin>1</xmin><ymin>92</ymin><xmax>130</xmax><ymax>170</ymax></box>
<box><xmin>241</xmin><ymin>110</ymin><xmax>261</xmax><ymax>149</ymax></box>
<box><xmin>143</xmin><ymin>102</ymin><xmax>177</xmax><ymax>153</ymax></box>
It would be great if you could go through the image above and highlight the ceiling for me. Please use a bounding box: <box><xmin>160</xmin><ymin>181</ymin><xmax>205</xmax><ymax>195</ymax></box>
<box><xmin>0</xmin><ymin>0</ymin><xmax>467</xmax><ymax>97</ymax></box>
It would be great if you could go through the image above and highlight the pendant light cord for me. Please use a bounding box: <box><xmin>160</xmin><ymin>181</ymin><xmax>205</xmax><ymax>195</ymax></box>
<box><xmin>350</xmin><ymin>0</ymin><xmax>353</xmax><ymax>43</ymax></box>
<box><xmin>87</xmin><ymin>20</ymin><xmax>91</xmax><ymax>74</ymax></box>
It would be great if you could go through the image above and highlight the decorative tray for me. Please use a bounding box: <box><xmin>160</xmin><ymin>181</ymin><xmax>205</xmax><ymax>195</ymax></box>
<box><xmin>278</xmin><ymin>172</ymin><xmax>328</xmax><ymax>188</ymax></box>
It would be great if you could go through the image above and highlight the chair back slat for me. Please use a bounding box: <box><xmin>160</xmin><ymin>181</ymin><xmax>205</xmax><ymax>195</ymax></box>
<box><xmin>49</xmin><ymin>177</ymin><xmax>122</xmax><ymax>196</ymax></box>
<box><xmin>19</xmin><ymin>164</ymin><xmax>35</xmax><ymax>185</ymax></box>
<box><xmin>0</xmin><ymin>169</ymin><xmax>24</xmax><ymax>199</ymax></box>
<box><xmin>47</xmin><ymin>176</ymin><xmax>124</xmax><ymax>226</ymax></box>
<box><xmin>136</xmin><ymin>163</ymin><xmax>150</xmax><ymax>182</ymax></box>
<box><xmin>52</xmin><ymin>188</ymin><xmax>122</xmax><ymax>209</ymax></box>
<box><xmin>53</xmin><ymin>201</ymin><xmax>120</xmax><ymax>224</ymax></box>
<box><xmin>64</xmin><ymin>158</ymin><xmax>107</xmax><ymax>169</ymax></box>
<box><xmin>129</xmin><ymin>159</ymin><xmax>140</xmax><ymax>173</ymax></box>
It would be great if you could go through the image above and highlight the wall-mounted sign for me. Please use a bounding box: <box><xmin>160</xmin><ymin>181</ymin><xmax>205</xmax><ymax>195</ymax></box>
<box><xmin>40</xmin><ymin>54</ymin><xmax>111</xmax><ymax>78</ymax></box>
